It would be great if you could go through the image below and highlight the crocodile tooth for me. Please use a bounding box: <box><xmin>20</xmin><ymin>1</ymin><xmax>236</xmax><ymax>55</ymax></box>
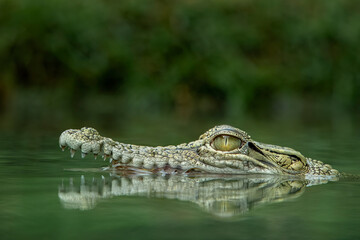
<box><xmin>94</xmin><ymin>153</ymin><xmax>98</xmax><ymax>160</ymax></box>
<box><xmin>159</xmin><ymin>169</ymin><xmax>167</xmax><ymax>177</ymax></box>
<box><xmin>102</xmin><ymin>155</ymin><xmax>107</xmax><ymax>161</ymax></box>
<box><xmin>70</xmin><ymin>149</ymin><xmax>76</xmax><ymax>158</ymax></box>
<box><xmin>81</xmin><ymin>152</ymin><xmax>87</xmax><ymax>158</ymax></box>
<box><xmin>61</xmin><ymin>146</ymin><xmax>66</xmax><ymax>151</ymax></box>
<box><xmin>81</xmin><ymin>175</ymin><xmax>85</xmax><ymax>185</ymax></box>
<box><xmin>109</xmin><ymin>157</ymin><xmax>113</xmax><ymax>163</ymax></box>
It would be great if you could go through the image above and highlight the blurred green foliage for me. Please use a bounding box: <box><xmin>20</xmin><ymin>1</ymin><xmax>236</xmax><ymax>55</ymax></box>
<box><xmin>0</xmin><ymin>0</ymin><xmax>359</xmax><ymax>126</ymax></box>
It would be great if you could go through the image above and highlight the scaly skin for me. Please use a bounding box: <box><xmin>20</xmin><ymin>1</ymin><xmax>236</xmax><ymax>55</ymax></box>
<box><xmin>59</xmin><ymin>125</ymin><xmax>339</xmax><ymax>179</ymax></box>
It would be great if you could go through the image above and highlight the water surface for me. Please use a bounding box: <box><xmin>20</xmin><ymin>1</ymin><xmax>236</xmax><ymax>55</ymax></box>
<box><xmin>0</xmin><ymin>125</ymin><xmax>359</xmax><ymax>240</ymax></box>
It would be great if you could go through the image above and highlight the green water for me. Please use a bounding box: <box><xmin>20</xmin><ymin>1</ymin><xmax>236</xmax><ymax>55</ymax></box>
<box><xmin>0</xmin><ymin>124</ymin><xmax>359</xmax><ymax>240</ymax></box>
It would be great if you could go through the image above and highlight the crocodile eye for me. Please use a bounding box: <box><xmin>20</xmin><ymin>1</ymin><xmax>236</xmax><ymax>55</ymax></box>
<box><xmin>213</xmin><ymin>135</ymin><xmax>241</xmax><ymax>151</ymax></box>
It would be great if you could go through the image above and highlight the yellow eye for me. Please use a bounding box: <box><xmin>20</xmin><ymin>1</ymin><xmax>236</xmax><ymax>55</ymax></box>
<box><xmin>213</xmin><ymin>135</ymin><xmax>241</xmax><ymax>151</ymax></box>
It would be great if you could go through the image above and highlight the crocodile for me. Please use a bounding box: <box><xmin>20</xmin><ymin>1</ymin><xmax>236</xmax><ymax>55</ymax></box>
<box><xmin>59</xmin><ymin>125</ymin><xmax>339</xmax><ymax>179</ymax></box>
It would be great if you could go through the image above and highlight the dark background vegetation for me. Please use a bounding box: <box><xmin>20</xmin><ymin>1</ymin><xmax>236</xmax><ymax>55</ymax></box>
<box><xmin>0</xmin><ymin>0</ymin><xmax>359</xmax><ymax>132</ymax></box>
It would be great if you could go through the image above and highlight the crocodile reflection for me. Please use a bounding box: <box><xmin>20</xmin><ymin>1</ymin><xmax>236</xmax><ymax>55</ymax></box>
<box><xmin>58</xmin><ymin>173</ymin><xmax>333</xmax><ymax>217</ymax></box>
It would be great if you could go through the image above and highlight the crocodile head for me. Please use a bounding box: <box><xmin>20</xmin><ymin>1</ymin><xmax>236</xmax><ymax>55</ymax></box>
<box><xmin>192</xmin><ymin>125</ymin><xmax>309</xmax><ymax>175</ymax></box>
<box><xmin>59</xmin><ymin>125</ymin><xmax>338</xmax><ymax>176</ymax></box>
